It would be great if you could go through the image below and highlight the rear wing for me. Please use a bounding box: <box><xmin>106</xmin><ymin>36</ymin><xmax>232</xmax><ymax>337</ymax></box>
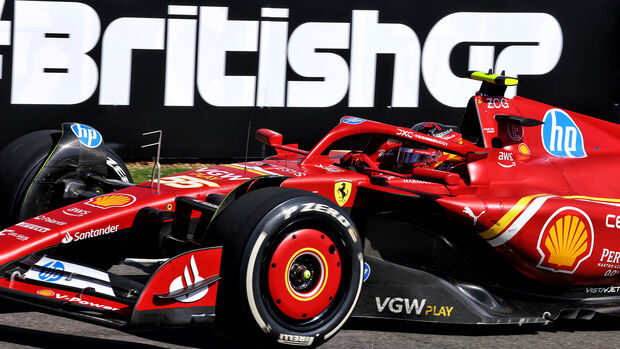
<box><xmin>460</xmin><ymin>71</ymin><xmax>542</xmax><ymax>148</ymax></box>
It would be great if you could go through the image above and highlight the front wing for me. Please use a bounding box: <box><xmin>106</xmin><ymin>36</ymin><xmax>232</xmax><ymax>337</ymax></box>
<box><xmin>0</xmin><ymin>247</ymin><xmax>222</xmax><ymax>328</ymax></box>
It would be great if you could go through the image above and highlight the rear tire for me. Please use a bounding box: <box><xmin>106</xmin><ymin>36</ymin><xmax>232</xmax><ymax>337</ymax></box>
<box><xmin>210</xmin><ymin>187</ymin><xmax>363</xmax><ymax>348</ymax></box>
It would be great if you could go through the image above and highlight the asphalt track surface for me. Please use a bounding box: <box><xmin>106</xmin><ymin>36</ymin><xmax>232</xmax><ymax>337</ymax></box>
<box><xmin>1</xmin><ymin>264</ymin><xmax>620</xmax><ymax>348</ymax></box>
<box><xmin>2</xmin><ymin>309</ymin><xmax>620</xmax><ymax>349</ymax></box>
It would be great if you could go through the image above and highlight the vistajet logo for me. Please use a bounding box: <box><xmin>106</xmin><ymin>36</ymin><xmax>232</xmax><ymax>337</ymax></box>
<box><xmin>1</xmin><ymin>2</ymin><xmax>562</xmax><ymax>108</ymax></box>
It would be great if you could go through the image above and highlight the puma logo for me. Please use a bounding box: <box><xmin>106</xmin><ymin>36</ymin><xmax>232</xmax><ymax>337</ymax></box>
<box><xmin>463</xmin><ymin>207</ymin><xmax>485</xmax><ymax>225</ymax></box>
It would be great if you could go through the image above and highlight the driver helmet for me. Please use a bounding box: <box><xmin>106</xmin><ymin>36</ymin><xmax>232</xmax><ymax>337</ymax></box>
<box><xmin>411</xmin><ymin>122</ymin><xmax>459</xmax><ymax>141</ymax></box>
<box><xmin>394</xmin><ymin>122</ymin><xmax>460</xmax><ymax>169</ymax></box>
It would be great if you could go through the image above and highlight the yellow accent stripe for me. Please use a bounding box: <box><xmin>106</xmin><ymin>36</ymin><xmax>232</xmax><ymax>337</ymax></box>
<box><xmin>563</xmin><ymin>195</ymin><xmax>620</xmax><ymax>203</ymax></box>
<box><xmin>479</xmin><ymin>194</ymin><xmax>549</xmax><ymax>239</ymax></box>
<box><xmin>223</xmin><ymin>164</ymin><xmax>270</xmax><ymax>176</ymax></box>
<box><xmin>481</xmin><ymin>194</ymin><xmax>620</xmax><ymax>240</ymax></box>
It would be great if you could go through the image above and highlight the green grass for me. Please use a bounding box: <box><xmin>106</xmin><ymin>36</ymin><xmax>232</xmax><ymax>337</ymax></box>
<box><xmin>126</xmin><ymin>162</ymin><xmax>214</xmax><ymax>184</ymax></box>
<box><xmin>128</xmin><ymin>167</ymin><xmax>195</xmax><ymax>184</ymax></box>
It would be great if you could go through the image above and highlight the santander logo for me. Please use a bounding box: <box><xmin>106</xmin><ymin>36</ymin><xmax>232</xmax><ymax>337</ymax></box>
<box><xmin>169</xmin><ymin>256</ymin><xmax>208</xmax><ymax>303</ymax></box>
<box><xmin>61</xmin><ymin>232</ymin><xmax>73</xmax><ymax>244</ymax></box>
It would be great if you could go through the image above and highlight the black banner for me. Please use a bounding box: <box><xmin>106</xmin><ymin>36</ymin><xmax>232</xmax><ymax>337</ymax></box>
<box><xmin>0</xmin><ymin>0</ymin><xmax>618</xmax><ymax>160</ymax></box>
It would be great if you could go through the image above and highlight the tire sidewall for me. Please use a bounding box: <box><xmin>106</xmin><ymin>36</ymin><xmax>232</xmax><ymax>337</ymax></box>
<box><xmin>240</xmin><ymin>194</ymin><xmax>363</xmax><ymax>346</ymax></box>
<box><xmin>0</xmin><ymin>130</ymin><xmax>60</xmax><ymax>225</ymax></box>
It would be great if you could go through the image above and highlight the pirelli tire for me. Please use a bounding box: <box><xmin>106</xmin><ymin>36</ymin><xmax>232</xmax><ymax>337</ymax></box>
<box><xmin>0</xmin><ymin>130</ymin><xmax>132</xmax><ymax>226</ymax></box>
<box><xmin>211</xmin><ymin>187</ymin><xmax>363</xmax><ymax>348</ymax></box>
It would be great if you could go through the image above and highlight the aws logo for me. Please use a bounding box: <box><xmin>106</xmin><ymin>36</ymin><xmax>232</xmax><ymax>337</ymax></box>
<box><xmin>541</xmin><ymin>109</ymin><xmax>586</xmax><ymax>158</ymax></box>
<box><xmin>536</xmin><ymin>207</ymin><xmax>593</xmax><ymax>274</ymax></box>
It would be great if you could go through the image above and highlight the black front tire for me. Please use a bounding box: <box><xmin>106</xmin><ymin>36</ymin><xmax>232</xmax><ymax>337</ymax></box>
<box><xmin>210</xmin><ymin>187</ymin><xmax>363</xmax><ymax>348</ymax></box>
<box><xmin>0</xmin><ymin>130</ymin><xmax>132</xmax><ymax>227</ymax></box>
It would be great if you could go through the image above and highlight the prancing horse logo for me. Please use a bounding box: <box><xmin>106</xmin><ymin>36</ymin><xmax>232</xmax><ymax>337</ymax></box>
<box><xmin>334</xmin><ymin>181</ymin><xmax>352</xmax><ymax>207</ymax></box>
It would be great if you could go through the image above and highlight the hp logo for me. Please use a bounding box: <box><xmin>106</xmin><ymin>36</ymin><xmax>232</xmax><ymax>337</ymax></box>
<box><xmin>363</xmin><ymin>262</ymin><xmax>371</xmax><ymax>282</ymax></box>
<box><xmin>38</xmin><ymin>261</ymin><xmax>65</xmax><ymax>282</ymax></box>
<box><xmin>70</xmin><ymin>123</ymin><xmax>102</xmax><ymax>148</ymax></box>
<box><xmin>541</xmin><ymin>109</ymin><xmax>586</xmax><ymax>158</ymax></box>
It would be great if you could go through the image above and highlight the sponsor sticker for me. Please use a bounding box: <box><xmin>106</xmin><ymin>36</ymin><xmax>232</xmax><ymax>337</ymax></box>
<box><xmin>70</xmin><ymin>123</ymin><xmax>102</xmax><ymax>148</ymax></box>
<box><xmin>518</xmin><ymin>143</ymin><xmax>530</xmax><ymax>155</ymax></box>
<box><xmin>63</xmin><ymin>207</ymin><xmax>90</xmax><ymax>217</ymax></box>
<box><xmin>334</xmin><ymin>180</ymin><xmax>352</xmax><ymax>207</ymax></box>
<box><xmin>85</xmin><ymin>194</ymin><xmax>136</xmax><ymax>209</ymax></box>
<box><xmin>61</xmin><ymin>232</ymin><xmax>73</xmax><ymax>244</ymax></box>
<box><xmin>605</xmin><ymin>214</ymin><xmax>620</xmax><ymax>230</ymax></box>
<box><xmin>409</xmin><ymin>131</ymin><xmax>449</xmax><ymax>147</ymax></box>
<box><xmin>34</xmin><ymin>215</ymin><xmax>66</xmax><ymax>226</ymax></box>
<box><xmin>278</xmin><ymin>334</ymin><xmax>314</xmax><ymax>346</ymax></box>
<box><xmin>38</xmin><ymin>260</ymin><xmax>64</xmax><ymax>282</ymax></box>
<box><xmin>536</xmin><ymin>207</ymin><xmax>593</xmax><ymax>274</ymax></box>
<box><xmin>298</xmin><ymin>203</ymin><xmax>351</xmax><ymax>228</ymax></box>
<box><xmin>106</xmin><ymin>157</ymin><xmax>130</xmax><ymax>182</ymax></box>
<box><xmin>313</xmin><ymin>164</ymin><xmax>345</xmax><ymax>173</ymax></box>
<box><xmin>363</xmin><ymin>262</ymin><xmax>371</xmax><ymax>282</ymax></box>
<box><xmin>497</xmin><ymin>151</ymin><xmax>516</xmax><ymax>168</ymax></box>
<box><xmin>397</xmin><ymin>128</ymin><xmax>414</xmax><ymax>139</ymax></box>
<box><xmin>507</xmin><ymin>123</ymin><xmax>524</xmax><ymax>142</ymax></box>
<box><xmin>157</xmin><ymin>175</ymin><xmax>220</xmax><ymax>189</ymax></box>
<box><xmin>266</xmin><ymin>165</ymin><xmax>306</xmax><ymax>177</ymax></box>
<box><xmin>194</xmin><ymin>168</ymin><xmax>252</xmax><ymax>181</ymax></box>
<box><xmin>37</xmin><ymin>290</ymin><xmax>55</xmax><ymax>297</ymax></box>
<box><xmin>341</xmin><ymin>116</ymin><xmax>366</xmax><ymax>125</ymax></box>
<box><xmin>403</xmin><ymin>179</ymin><xmax>434</xmax><ymax>185</ymax></box>
<box><xmin>597</xmin><ymin>248</ymin><xmax>620</xmax><ymax>271</ymax></box>
<box><xmin>168</xmin><ymin>255</ymin><xmax>210</xmax><ymax>303</ymax></box>
<box><xmin>16</xmin><ymin>222</ymin><xmax>50</xmax><ymax>233</ymax></box>
<box><xmin>375</xmin><ymin>297</ymin><xmax>453</xmax><ymax>317</ymax></box>
<box><xmin>27</xmin><ymin>257</ymin><xmax>115</xmax><ymax>296</ymax></box>
<box><xmin>586</xmin><ymin>286</ymin><xmax>620</xmax><ymax>294</ymax></box>
<box><xmin>0</xmin><ymin>229</ymin><xmax>28</xmax><ymax>241</ymax></box>
<box><xmin>541</xmin><ymin>109</ymin><xmax>586</xmax><ymax>158</ymax></box>
<box><xmin>37</xmin><ymin>290</ymin><xmax>120</xmax><ymax>311</ymax></box>
<box><xmin>484</xmin><ymin>97</ymin><xmax>509</xmax><ymax>109</ymax></box>
<box><xmin>463</xmin><ymin>206</ymin><xmax>485</xmax><ymax>226</ymax></box>
<box><xmin>61</xmin><ymin>225</ymin><xmax>119</xmax><ymax>244</ymax></box>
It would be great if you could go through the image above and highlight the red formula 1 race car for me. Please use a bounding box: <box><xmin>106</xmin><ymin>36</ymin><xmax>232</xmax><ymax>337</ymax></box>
<box><xmin>0</xmin><ymin>71</ymin><xmax>619</xmax><ymax>347</ymax></box>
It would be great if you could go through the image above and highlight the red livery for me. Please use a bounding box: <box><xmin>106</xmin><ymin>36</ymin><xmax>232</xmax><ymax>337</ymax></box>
<box><xmin>0</xmin><ymin>71</ymin><xmax>619</xmax><ymax>347</ymax></box>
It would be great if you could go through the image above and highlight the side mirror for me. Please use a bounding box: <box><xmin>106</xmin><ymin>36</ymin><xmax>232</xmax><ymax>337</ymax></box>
<box><xmin>256</xmin><ymin>129</ymin><xmax>283</xmax><ymax>147</ymax></box>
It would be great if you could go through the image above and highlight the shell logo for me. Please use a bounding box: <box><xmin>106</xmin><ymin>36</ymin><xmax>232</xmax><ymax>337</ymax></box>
<box><xmin>518</xmin><ymin>143</ymin><xmax>530</xmax><ymax>155</ymax></box>
<box><xmin>536</xmin><ymin>207</ymin><xmax>594</xmax><ymax>274</ymax></box>
<box><xmin>85</xmin><ymin>194</ymin><xmax>136</xmax><ymax>209</ymax></box>
<box><xmin>37</xmin><ymin>289</ymin><xmax>55</xmax><ymax>297</ymax></box>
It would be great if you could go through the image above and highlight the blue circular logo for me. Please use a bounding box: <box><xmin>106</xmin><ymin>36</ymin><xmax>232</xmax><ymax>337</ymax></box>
<box><xmin>541</xmin><ymin>109</ymin><xmax>586</xmax><ymax>158</ymax></box>
<box><xmin>341</xmin><ymin>117</ymin><xmax>366</xmax><ymax>125</ymax></box>
<box><xmin>39</xmin><ymin>261</ymin><xmax>65</xmax><ymax>282</ymax></box>
<box><xmin>363</xmin><ymin>262</ymin><xmax>371</xmax><ymax>282</ymax></box>
<box><xmin>70</xmin><ymin>123</ymin><xmax>102</xmax><ymax>148</ymax></box>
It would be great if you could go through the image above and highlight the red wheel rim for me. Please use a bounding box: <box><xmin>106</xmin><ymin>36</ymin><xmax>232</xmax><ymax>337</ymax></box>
<box><xmin>268</xmin><ymin>228</ymin><xmax>341</xmax><ymax>319</ymax></box>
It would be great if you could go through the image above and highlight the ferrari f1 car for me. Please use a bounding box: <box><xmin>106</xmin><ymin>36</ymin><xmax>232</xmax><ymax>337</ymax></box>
<box><xmin>0</xmin><ymin>71</ymin><xmax>618</xmax><ymax>347</ymax></box>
